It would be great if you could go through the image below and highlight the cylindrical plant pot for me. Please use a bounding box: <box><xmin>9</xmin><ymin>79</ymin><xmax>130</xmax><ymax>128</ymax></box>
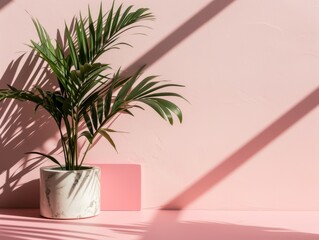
<box><xmin>40</xmin><ymin>166</ymin><xmax>100</xmax><ymax>219</ymax></box>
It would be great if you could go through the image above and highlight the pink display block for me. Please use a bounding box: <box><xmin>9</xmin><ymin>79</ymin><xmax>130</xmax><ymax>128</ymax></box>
<box><xmin>94</xmin><ymin>164</ymin><xmax>141</xmax><ymax>211</ymax></box>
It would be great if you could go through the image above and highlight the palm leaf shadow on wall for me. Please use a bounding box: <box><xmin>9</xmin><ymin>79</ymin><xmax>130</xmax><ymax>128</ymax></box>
<box><xmin>0</xmin><ymin>21</ymin><xmax>75</xmax><ymax>207</ymax></box>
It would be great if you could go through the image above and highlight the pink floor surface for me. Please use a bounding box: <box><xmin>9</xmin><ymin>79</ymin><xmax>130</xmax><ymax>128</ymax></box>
<box><xmin>0</xmin><ymin>209</ymin><xmax>318</xmax><ymax>240</ymax></box>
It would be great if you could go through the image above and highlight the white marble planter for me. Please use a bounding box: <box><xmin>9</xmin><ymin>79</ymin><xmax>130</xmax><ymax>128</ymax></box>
<box><xmin>40</xmin><ymin>166</ymin><xmax>100</xmax><ymax>219</ymax></box>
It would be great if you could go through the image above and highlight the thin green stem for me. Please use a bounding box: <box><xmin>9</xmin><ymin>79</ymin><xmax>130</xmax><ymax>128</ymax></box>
<box><xmin>79</xmin><ymin>142</ymin><xmax>91</xmax><ymax>167</ymax></box>
<box><xmin>58</xmin><ymin>127</ymin><xmax>68</xmax><ymax>169</ymax></box>
<box><xmin>63</xmin><ymin>115</ymin><xmax>72</xmax><ymax>170</ymax></box>
<box><xmin>74</xmin><ymin>108</ymin><xmax>79</xmax><ymax>168</ymax></box>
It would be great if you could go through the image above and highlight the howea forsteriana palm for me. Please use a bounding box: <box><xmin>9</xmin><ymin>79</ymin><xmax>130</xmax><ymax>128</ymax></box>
<box><xmin>0</xmin><ymin>3</ymin><xmax>185</xmax><ymax>170</ymax></box>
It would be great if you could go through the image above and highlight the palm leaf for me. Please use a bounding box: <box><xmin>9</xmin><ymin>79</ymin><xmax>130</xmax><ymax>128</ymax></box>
<box><xmin>138</xmin><ymin>99</ymin><xmax>166</xmax><ymax>121</ymax></box>
<box><xmin>26</xmin><ymin>151</ymin><xmax>62</xmax><ymax>168</ymax></box>
<box><xmin>98</xmin><ymin>128</ymin><xmax>117</xmax><ymax>151</ymax></box>
<box><xmin>151</xmin><ymin>98</ymin><xmax>183</xmax><ymax>123</ymax></box>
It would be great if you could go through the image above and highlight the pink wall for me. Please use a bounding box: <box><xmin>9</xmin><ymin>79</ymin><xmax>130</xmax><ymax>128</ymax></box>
<box><xmin>1</xmin><ymin>0</ymin><xmax>319</xmax><ymax>210</ymax></box>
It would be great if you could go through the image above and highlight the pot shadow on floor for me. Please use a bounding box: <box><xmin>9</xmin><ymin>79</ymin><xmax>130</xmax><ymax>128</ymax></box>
<box><xmin>0</xmin><ymin>211</ymin><xmax>318</xmax><ymax>240</ymax></box>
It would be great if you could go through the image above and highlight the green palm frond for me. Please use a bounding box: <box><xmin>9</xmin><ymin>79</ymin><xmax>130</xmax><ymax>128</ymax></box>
<box><xmin>0</xmin><ymin>2</ymin><xmax>184</xmax><ymax>170</ymax></box>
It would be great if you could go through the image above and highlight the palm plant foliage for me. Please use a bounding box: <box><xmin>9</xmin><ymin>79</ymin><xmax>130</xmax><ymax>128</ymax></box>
<box><xmin>0</xmin><ymin>3</ymin><xmax>185</xmax><ymax>170</ymax></box>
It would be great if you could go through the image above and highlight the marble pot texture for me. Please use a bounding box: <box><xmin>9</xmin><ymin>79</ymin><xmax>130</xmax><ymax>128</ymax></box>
<box><xmin>40</xmin><ymin>166</ymin><xmax>100</xmax><ymax>219</ymax></box>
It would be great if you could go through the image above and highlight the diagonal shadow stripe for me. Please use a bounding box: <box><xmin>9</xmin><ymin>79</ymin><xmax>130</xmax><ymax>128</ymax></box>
<box><xmin>162</xmin><ymin>87</ymin><xmax>319</xmax><ymax>209</ymax></box>
<box><xmin>0</xmin><ymin>0</ymin><xmax>12</xmax><ymax>10</ymax></box>
<box><xmin>141</xmin><ymin>88</ymin><xmax>319</xmax><ymax>240</ymax></box>
<box><xmin>124</xmin><ymin>0</ymin><xmax>236</xmax><ymax>75</ymax></box>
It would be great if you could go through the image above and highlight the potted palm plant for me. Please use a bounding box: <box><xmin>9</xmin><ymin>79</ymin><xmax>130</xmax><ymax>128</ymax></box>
<box><xmin>0</xmin><ymin>2</ymin><xmax>185</xmax><ymax>219</ymax></box>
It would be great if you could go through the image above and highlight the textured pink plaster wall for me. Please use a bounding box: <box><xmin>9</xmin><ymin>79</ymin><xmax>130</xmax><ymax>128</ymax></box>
<box><xmin>0</xmin><ymin>0</ymin><xmax>319</xmax><ymax>210</ymax></box>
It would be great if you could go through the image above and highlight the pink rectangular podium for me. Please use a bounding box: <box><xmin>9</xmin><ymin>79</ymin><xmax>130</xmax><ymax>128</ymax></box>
<box><xmin>95</xmin><ymin>164</ymin><xmax>141</xmax><ymax>211</ymax></box>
